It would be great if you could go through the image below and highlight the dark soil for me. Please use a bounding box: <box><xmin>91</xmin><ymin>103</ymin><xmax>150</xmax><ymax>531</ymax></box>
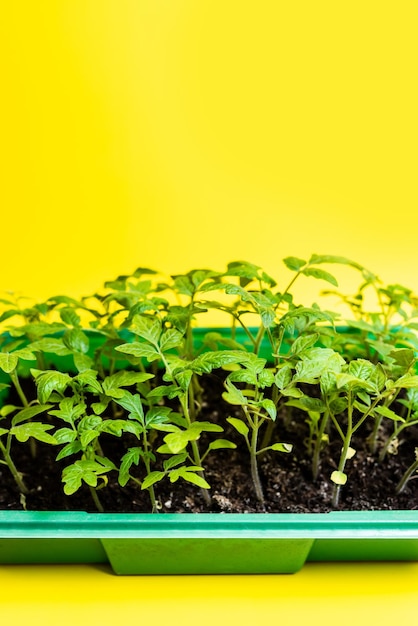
<box><xmin>1</xmin><ymin>371</ymin><xmax>417</xmax><ymax>514</ymax></box>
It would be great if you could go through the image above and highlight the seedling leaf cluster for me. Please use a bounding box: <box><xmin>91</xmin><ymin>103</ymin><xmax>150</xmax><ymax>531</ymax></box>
<box><xmin>1</xmin><ymin>254</ymin><xmax>418</xmax><ymax>512</ymax></box>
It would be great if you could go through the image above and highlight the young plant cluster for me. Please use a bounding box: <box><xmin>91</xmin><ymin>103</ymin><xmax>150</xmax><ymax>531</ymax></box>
<box><xmin>1</xmin><ymin>254</ymin><xmax>418</xmax><ymax>512</ymax></box>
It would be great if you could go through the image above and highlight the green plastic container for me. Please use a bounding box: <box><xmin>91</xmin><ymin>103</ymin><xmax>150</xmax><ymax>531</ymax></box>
<box><xmin>1</xmin><ymin>327</ymin><xmax>417</xmax><ymax>574</ymax></box>
<box><xmin>1</xmin><ymin>510</ymin><xmax>418</xmax><ymax>574</ymax></box>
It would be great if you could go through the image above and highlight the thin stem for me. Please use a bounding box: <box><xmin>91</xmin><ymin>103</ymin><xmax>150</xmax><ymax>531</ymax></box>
<box><xmin>0</xmin><ymin>440</ymin><xmax>28</xmax><ymax>494</ymax></box>
<box><xmin>312</xmin><ymin>409</ymin><xmax>330</xmax><ymax>481</ymax></box>
<box><xmin>88</xmin><ymin>485</ymin><xmax>104</xmax><ymax>513</ymax></box>
<box><xmin>332</xmin><ymin>392</ymin><xmax>353</xmax><ymax>508</ymax></box>
<box><xmin>10</xmin><ymin>371</ymin><xmax>37</xmax><ymax>458</ymax></box>
<box><xmin>245</xmin><ymin>410</ymin><xmax>264</xmax><ymax>503</ymax></box>
<box><xmin>396</xmin><ymin>458</ymin><xmax>418</xmax><ymax>494</ymax></box>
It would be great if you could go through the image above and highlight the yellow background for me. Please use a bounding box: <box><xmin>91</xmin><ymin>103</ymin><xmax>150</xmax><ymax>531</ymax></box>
<box><xmin>1</xmin><ymin>1</ymin><xmax>417</xmax><ymax>304</ymax></box>
<box><xmin>1</xmin><ymin>1</ymin><xmax>418</xmax><ymax>621</ymax></box>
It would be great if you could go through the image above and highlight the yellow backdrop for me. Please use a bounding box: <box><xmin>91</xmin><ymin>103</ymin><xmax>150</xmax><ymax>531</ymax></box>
<box><xmin>1</xmin><ymin>0</ymin><xmax>417</xmax><ymax>307</ymax></box>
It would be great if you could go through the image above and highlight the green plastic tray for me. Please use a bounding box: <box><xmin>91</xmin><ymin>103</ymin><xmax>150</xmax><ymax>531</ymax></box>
<box><xmin>1</xmin><ymin>510</ymin><xmax>418</xmax><ymax>574</ymax></box>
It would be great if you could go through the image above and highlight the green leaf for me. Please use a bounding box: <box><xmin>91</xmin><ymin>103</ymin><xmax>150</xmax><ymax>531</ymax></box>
<box><xmin>32</xmin><ymin>370</ymin><xmax>72</xmax><ymax>403</ymax></box>
<box><xmin>129</xmin><ymin>315</ymin><xmax>161</xmax><ymax>345</ymax></box>
<box><xmin>0</xmin><ymin>353</ymin><xmax>18</xmax><ymax>373</ymax></box>
<box><xmin>222</xmin><ymin>379</ymin><xmax>247</xmax><ymax>405</ymax></box>
<box><xmin>302</xmin><ymin>267</ymin><xmax>338</xmax><ymax>287</ymax></box>
<box><xmin>29</xmin><ymin>338</ymin><xmax>72</xmax><ymax>356</ymax></box>
<box><xmin>119</xmin><ymin>447</ymin><xmax>141</xmax><ymax>487</ymax></box>
<box><xmin>290</xmin><ymin>333</ymin><xmax>319</xmax><ymax>355</ymax></box>
<box><xmin>348</xmin><ymin>359</ymin><xmax>374</xmax><ymax>381</ymax></box>
<box><xmin>374</xmin><ymin>406</ymin><xmax>404</xmax><ymax>422</ymax></box>
<box><xmin>286</xmin><ymin>397</ymin><xmax>326</xmax><ymax>413</ymax></box>
<box><xmin>115</xmin><ymin>342</ymin><xmax>160</xmax><ymax>362</ymax></box>
<box><xmin>54</xmin><ymin>428</ymin><xmax>77</xmax><ymax>444</ymax></box>
<box><xmin>190</xmin><ymin>351</ymin><xmax>246</xmax><ymax>374</ymax></box>
<box><xmin>60</xmin><ymin>307</ymin><xmax>81</xmax><ymax>327</ymax></box>
<box><xmin>63</xmin><ymin>328</ymin><xmax>89</xmax><ymax>353</ymax></box>
<box><xmin>48</xmin><ymin>398</ymin><xmax>86</xmax><ymax>425</ymax></box>
<box><xmin>102</xmin><ymin>371</ymin><xmax>153</xmax><ymax>399</ymax></box>
<box><xmin>115</xmin><ymin>392</ymin><xmax>144</xmax><ymax>424</ymax></box>
<box><xmin>309</xmin><ymin>254</ymin><xmax>362</xmax><ymax>269</ymax></box>
<box><xmin>274</xmin><ymin>365</ymin><xmax>293</xmax><ymax>390</ymax></box>
<box><xmin>141</xmin><ymin>471</ymin><xmax>166</xmax><ymax>490</ymax></box>
<box><xmin>159</xmin><ymin>329</ymin><xmax>184</xmax><ymax>352</ymax></box>
<box><xmin>56</xmin><ymin>441</ymin><xmax>82</xmax><ymax>461</ymax></box>
<box><xmin>260</xmin><ymin>398</ymin><xmax>277</xmax><ymax>421</ymax></box>
<box><xmin>283</xmin><ymin>257</ymin><xmax>306</xmax><ymax>272</ymax></box>
<box><xmin>10</xmin><ymin>422</ymin><xmax>57</xmax><ymax>445</ymax></box>
<box><xmin>206</xmin><ymin>439</ymin><xmax>237</xmax><ymax>452</ymax></box>
<box><xmin>80</xmin><ymin>430</ymin><xmax>99</xmax><ymax>448</ymax></box>
<box><xmin>268</xmin><ymin>442</ymin><xmax>293</xmax><ymax>453</ymax></box>
<box><xmin>178</xmin><ymin>471</ymin><xmax>210</xmax><ymax>489</ymax></box>
<box><xmin>163</xmin><ymin>452</ymin><xmax>188</xmax><ymax>471</ymax></box>
<box><xmin>74</xmin><ymin>370</ymin><xmax>103</xmax><ymax>394</ymax></box>
<box><xmin>62</xmin><ymin>459</ymin><xmax>113</xmax><ymax>494</ymax></box>
<box><xmin>73</xmin><ymin>352</ymin><xmax>94</xmax><ymax>372</ymax></box>
<box><xmin>392</xmin><ymin>375</ymin><xmax>418</xmax><ymax>389</ymax></box>
<box><xmin>11</xmin><ymin>404</ymin><xmax>52</xmax><ymax>427</ymax></box>
<box><xmin>163</xmin><ymin>429</ymin><xmax>200</xmax><ymax>454</ymax></box>
<box><xmin>258</xmin><ymin>369</ymin><xmax>275</xmax><ymax>388</ymax></box>
<box><xmin>226</xmin><ymin>417</ymin><xmax>249</xmax><ymax>437</ymax></box>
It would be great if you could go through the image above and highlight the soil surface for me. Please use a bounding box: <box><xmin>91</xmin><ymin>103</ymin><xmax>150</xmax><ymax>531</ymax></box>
<box><xmin>1</xmin><ymin>372</ymin><xmax>417</xmax><ymax>513</ymax></box>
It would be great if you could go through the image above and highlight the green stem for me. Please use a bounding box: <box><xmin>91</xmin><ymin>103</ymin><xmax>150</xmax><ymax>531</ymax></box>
<box><xmin>332</xmin><ymin>392</ymin><xmax>353</xmax><ymax>508</ymax></box>
<box><xmin>0</xmin><ymin>440</ymin><xmax>28</xmax><ymax>494</ymax></box>
<box><xmin>312</xmin><ymin>409</ymin><xmax>330</xmax><ymax>481</ymax></box>
<box><xmin>10</xmin><ymin>370</ymin><xmax>37</xmax><ymax>458</ymax></box>
<box><xmin>88</xmin><ymin>485</ymin><xmax>104</xmax><ymax>513</ymax></box>
<box><xmin>396</xmin><ymin>458</ymin><xmax>418</xmax><ymax>494</ymax></box>
<box><xmin>249</xmin><ymin>413</ymin><xmax>264</xmax><ymax>503</ymax></box>
<box><xmin>143</xmin><ymin>433</ymin><xmax>158</xmax><ymax>513</ymax></box>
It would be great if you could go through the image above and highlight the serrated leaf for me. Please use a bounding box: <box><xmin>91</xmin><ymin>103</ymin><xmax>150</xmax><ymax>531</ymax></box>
<box><xmin>290</xmin><ymin>333</ymin><xmax>319</xmax><ymax>355</ymax></box>
<box><xmin>0</xmin><ymin>353</ymin><xmax>18</xmax><ymax>373</ymax></box>
<box><xmin>115</xmin><ymin>342</ymin><xmax>160</xmax><ymax>362</ymax></box>
<box><xmin>119</xmin><ymin>448</ymin><xmax>141</xmax><ymax>486</ymax></box>
<box><xmin>159</xmin><ymin>329</ymin><xmax>184</xmax><ymax>352</ymax></box>
<box><xmin>10</xmin><ymin>422</ymin><xmax>57</xmax><ymax>444</ymax></box>
<box><xmin>274</xmin><ymin>365</ymin><xmax>293</xmax><ymax>390</ymax></box>
<box><xmin>73</xmin><ymin>352</ymin><xmax>94</xmax><ymax>372</ymax></box>
<box><xmin>29</xmin><ymin>338</ymin><xmax>72</xmax><ymax>356</ymax></box>
<box><xmin>129</xmin><ymin>315</ymin><xmax>161</xmax><ymax>345</ymax></box>
<box><xmin>60</xmin><ymin>307</ymin><xmax>81</xmax><ymax>327</ymax></box>
<box><xmin>115</xmin><ymin>392</ymin><xmax>144</xmax><ymax>424</ymax></box>
<box><xmin>163</xmin><ymin>430</ymin><xmax>200</xmax><ymax>454</ymax></box>
<box><xmin>283</xmin><ymin>257</ymin><xmax>306</xmax><ymax>272</ymax></box>
<box><xmin>163</xmin><ymin>452</ymin><xmax>188</xmax><ymax>471</ymax></box>
<box><xmin>374</xmin><ymin>406</ymin><xmax>404</xmax><ymax>422</ymax></box>
<box><xmin>226</xmin><ymin>417</ymin><xmax>249</xmax><ymax>437</ymax></box>
<box><xmin>63</xmin><ymin>328</ymin><xmax>89</xmax><ymax>353</ymax></box>
<box><xmin>178</xmin><ymin>471</ymin><xmax>210</xmax><ymax>489</ymax></box>
<box><xmin>190</xmin><ymin>351</ymin><xmax>245</xmax><ymax>374</ymax></box>
<box><xmin>141</xmin><ymin>471</ymin><xmax>165</xmax><ymax>490</ymax></box>
<box><xmin>258</xmin><ymin>369</ymin><xmax>275</xmax><ymax>388</ymax></box>
<box><xmin>80</xmin><ymin>430</ymin><xmax>99</xmax><ymax>448</ymax></box>
<box><xmin>11</xmin><ymin>404</ymin><xmax>52</xmax><ymax>427</ymax></box>
<box><xmin>32</xmin><ymin>370</ymin><xmax>72</xmax><ymax>404</ymax></box>
<box><xmin>102</xmin><ymin>371</ymin><xmax>153</xmax><ymax>399</ymax></box>
<box><xmin>222</xmin><ymin>379</ymin><xmax>247</xmax><ymax>405</ymax></box>
<box><xmin>302</xmin><ymin>267</ymin><xmax>338</xmax><ymax>287</ymax></box>
<box><xmin>54</xmin><ymin>428</ymin><xmax>77</xmax><ymax>444</ymax></box>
